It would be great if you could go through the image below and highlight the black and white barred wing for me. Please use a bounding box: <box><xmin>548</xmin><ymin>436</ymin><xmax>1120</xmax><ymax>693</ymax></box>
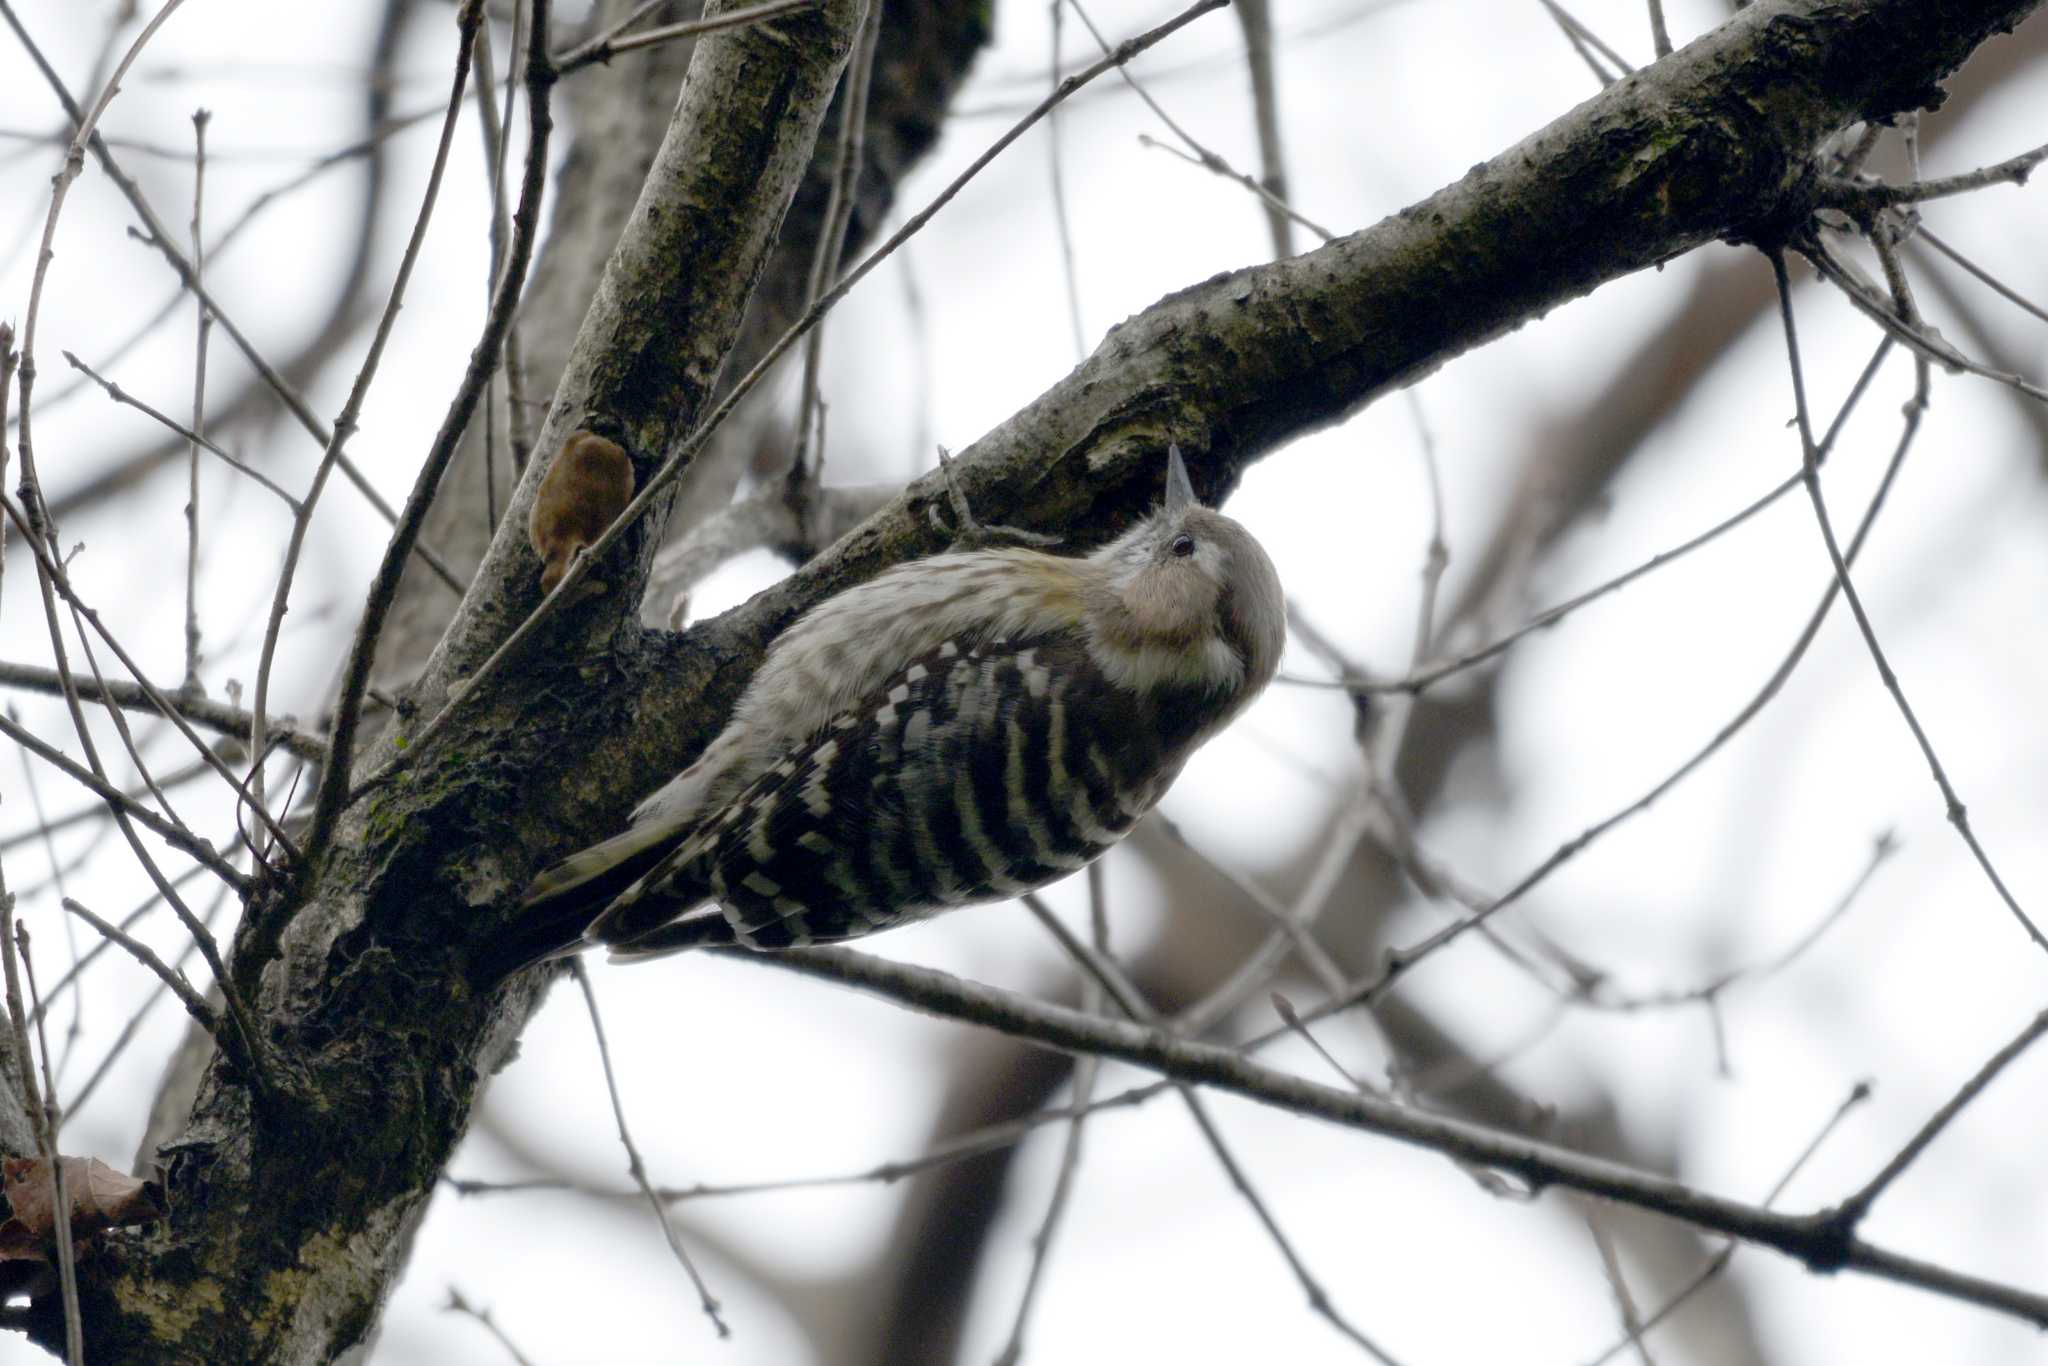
<box><xmin>594</xmin><ymin>628</ymin><xmax>1180</xmax><ymax>958</ymax></box>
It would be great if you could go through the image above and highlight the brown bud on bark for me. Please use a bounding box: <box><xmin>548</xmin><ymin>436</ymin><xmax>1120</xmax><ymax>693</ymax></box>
<box><xmin>528</xmin><ymin>431</ymin><xmax>635</xmax><ymax>593</ymax></box>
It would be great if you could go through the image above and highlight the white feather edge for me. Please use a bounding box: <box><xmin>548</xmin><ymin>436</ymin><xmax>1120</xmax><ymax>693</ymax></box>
<box><xmin>520</xmin><ymin>819</ymin><xmax>679</xmax><ymax>908</ymax></box>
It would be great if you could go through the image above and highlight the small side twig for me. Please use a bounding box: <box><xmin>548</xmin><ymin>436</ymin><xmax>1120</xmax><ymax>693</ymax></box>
<box><xmin>1829</xmin><ymin>1011</ymin><xmax>2048</xmax><ymax>1236</ymax></box>
<box><xmin>0</xmin><ymin>658</ymin><xmax>324</xmax><ymax>761</ymax></box>
<box><xmin>783</xmin><ymin>0</ymin><xmax>885</xmax><ymax>510</ymax></box>
<box><xmin>63</xmin><ymin>898</ymin><xmax>221</xmax><ymax>1045</ymax></box>
<box><xmin>1022</xmin><ymin>895</ymin><xmax>1406</xmax><ymax>1364</ymax></box>
<box><xmin>1770</xmin><ymin>249</ymin><xmax>2045</xmax><ymax>954</ymax></box>
<box><xmin>555</xmin><ymin>0</ymin><xmax>825</xmax><ymax>74</ymax></box>
<box><xmin>1583</xmin><ymin>1082</ymin><xmax>1872</xmax><ymax>1366</ymax></box>
<box><xmin>1585</xmin><ymin>1213</ymin><xmax>1657</xmax><ymax>1366</ymax></box>
<box><xmin>445</xmin><ymin>1286</ymin><xmax>540</xmax><ymax>1366</ymax></box>
<box><xmin>994</xmin><ymin>863</ymin><xmax>1108</xmax><ymax>1366</ymax></box>
<box><xmin>261</xmin><ymin>0</ymin><xmax>494</xmax><ymax>864</ymax></box>
<box><xmin>1825</xmin><ymin>141</ymin><xmax>2048</xmax><ymax>210</ymax></box>
<box><xmin>299</xmin><ymin>0</ymin><xmax>556</xmax><ymax>869</ymax></box>
<box><xmin>568</xmin><ymin>961</ymin><xmax>728</xmax><ymax>1338</ymax></box>
<box><xmin>1644</xmin><ymin>0</ymin><xmax>1671</xmax><ymax>59</ymax></box>
<box><xmin>182</xmin><ymin>106</ymin><xmax>213</xmax><ymax>695</ymax></box>
<box><xmin>0</xmin><ymin>707</ymin><xmax>249</xmax><ymax>891</ymax></box>
<box><xmin>1</xmin><ymin>898</ymin><xmax>82</xmax><ymax>1365</ymax></box>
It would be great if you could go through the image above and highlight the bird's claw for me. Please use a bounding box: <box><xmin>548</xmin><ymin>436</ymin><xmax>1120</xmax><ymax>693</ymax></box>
<box><xmin>931</xmin><ymin>446</ymin><xmax>1062</xmax><ymax>551</ymax></box>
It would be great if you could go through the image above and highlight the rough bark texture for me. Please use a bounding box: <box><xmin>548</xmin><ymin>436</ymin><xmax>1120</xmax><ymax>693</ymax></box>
<box><xmin>11</xmin><ymin>0</ymin><xmax>2040</xmax><ymax>1359</ymax></box>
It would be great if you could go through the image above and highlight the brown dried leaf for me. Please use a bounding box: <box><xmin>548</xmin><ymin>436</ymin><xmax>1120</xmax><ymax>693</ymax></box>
<box><xmin>0</xmin><ymin>1155</ymin><xmax>166</xmax><ymax>1261</ymax></box>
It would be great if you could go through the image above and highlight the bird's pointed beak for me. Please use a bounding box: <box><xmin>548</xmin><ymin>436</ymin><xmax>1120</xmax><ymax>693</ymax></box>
<box><xmin>1165</xmin><ymin>443</ymin><xmax>1197</xmax><ymax>511</ymax></box>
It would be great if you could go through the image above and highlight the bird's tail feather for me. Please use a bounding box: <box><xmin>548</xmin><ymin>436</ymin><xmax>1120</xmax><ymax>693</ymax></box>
<box><xmin>521</xmin><ymin>821</ymin><xmax>679</xmax><ymax>913</ymax></box>
<box><xmin>604</xmin><ymin>907</ymin><xmax>737</xmax><ymax>963</ymax></box>
<box><xmin>474</xmin><ymin>823</ymin><xmax>683</xmax><ymax>985</ymax></box>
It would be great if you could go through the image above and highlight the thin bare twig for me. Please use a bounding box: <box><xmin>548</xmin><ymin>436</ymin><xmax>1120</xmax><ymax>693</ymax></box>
<box><xmin>31</xmin><ymin>861</ymin><xmax>208</xmax><ymax>1018</ymax></box>
<box><xmin>472</xmin><ymin>23</ymin><xmax>507</xmax><ymax>535</ymax></box>
<box><xmin>555</xmin><ymin>0</ymin><xmax>826</xmax><ymax>75</ymax></box>
<box><xmin>299</xmin><ymin>0</ymin><xmax>557</xmax><ymax>870</ymax></box>
<box><xmin>1315</xmin><ymin>473</ymin><xmax>1800</xmax><ymax>697</ymax></box>
<box><xmin>568</xmin><ymin>961</ymin><xmax>728</xmax><ymax>1338</ymax></box>
<box><xmin>1022</xmin><ymin>896</ymin><xmax>1405</xmax><ymax>1363</ymax></box>
<box><xmin>0</xmin><ymin>708</ymin><xmax>249</xmax><ymax>890</ymax></box>
<box><xmin>11</xmin><ymin>924</ymin><xmax>83</xmax><ymax>1365</ymax></box>
<box><xmin>0</xmin><ymin>0</ymin><xmax>470</xmax><ymax>595</ymax></box>
<box><xmin>7</xmin><ymin>713</ymin><xmax>84</xmax><ymax>1077</ymax></box>
<box><xmin>995</xmin><ymin>864</ymin><xmax>1108</xmax><ymax>1366</ymax></box>
<box><xmin>1064</xmin><ymin>0</ymin><xmax>1332</xmax><ymax>244</ymax></box>
<box><xmin>60</xmin><ymin>898</ymin><xmax>222</xmax><ymax>1051</ymax></box>
<box><xmin>1827</xmin><ymin>141</ymin><xmax>2048</xmax><ymax>210</ymax></box>
<box><xmin>1770</xmin><ymin>249</ymin><xmax>2045</xmax><ymax>953</ymax></box>
<box><xmin>1233</xmin><ymin>0</ymin><xmax>1295</xmax><ymax>258</ymax></box>
<box><xmin>0</xmin><ymin>494</ymin><xmax>303</xmax><ymax>853</ymax></box>
<box><xmin>447</xmin><ymin>1080</ymin><xmax>1176</xmax><ymax>1206</ymax></box>
<box><xmin>1586</xmin><ymin>1213</ymin><xmax>1657</xmax><ymax>1366</ymax></box>
<box><xmin>64</xmin><ymin>880</ymin><xmax>230</xmax><ymax>1120</ymax></box>
<box><xmin>0</xmin><ymin>659</ymin><xmax>323</xmax><ymax>761</ymax></box>
<box><xmin>1046</xmin><ymin>0</ymin><xmax>1087</xmax><ymax>361</ymax></box>
<box><xmin>60</xmin><ymin>352</ymin><xmax>304</xmax><ymax>507</ymax></box>
<box><xmin>1583</xmin><ymin>1082</ymin><xmax>1872</xmax><ymax>1366</ymax></box>
<box><xmin>1538</xmin><ymin>0</ymin><xmax>1634</xmax><ymax>79</ymax></box>
<box><xmin>255</xmin><ymin>0</ymin><xmax>490</xmax><ymax>861</ymax></box>
<box><xmin>1915</xmin><ymin>225</ymin><xmax>2048</xmax><ymax>328</ymax></box>
<box><xmin>445</xmin><ymin>1287</ymin><xmax>541</xmax><ymax>1366</ymax></box>
<box><xmin>725</xmin><ymin>943</ymin><xmax>2048</xmax><ymax>1329</ymax></box>
<box><xmin>1297</xmin><ymin>328</ymin><xmax>1900</xmax><ymax>697</ymax></box>
<box><xmin>1803</xmin><ymin>236</ymin><xmax>2048</xmax><ymax>403</ymax></box>
<box><xmin>785</xmin><ymin>0</ymin><xmax>885</xmax><ymax>506</ymax></box>
<box><xmin>183</xmin><ymin>106</ymin><xmax>212</xmax><ymax>694</ymax></box>
<box><xmin>1644</xmin><ymin>0</ymin><xmax>1672</xmax><ymax>59</ymax></box>
<box><xmin>1306</xmin><ymin>334</ymin><xmax>1930</xmax><ymax>1026</ymax></box>
<box><xmin>1831</xmin><ymin>1012</ymin><xmax>2048</xmax><ymax>1234</ymax></box>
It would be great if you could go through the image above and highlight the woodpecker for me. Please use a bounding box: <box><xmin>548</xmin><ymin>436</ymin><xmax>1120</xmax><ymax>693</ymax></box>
<box><xmin>486</xmin><ymin>445</ymin><xmax>1282</xmax><ymax>980</ymax></box>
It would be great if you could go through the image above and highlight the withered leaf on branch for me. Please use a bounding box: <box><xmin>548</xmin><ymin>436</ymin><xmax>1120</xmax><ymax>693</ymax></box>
<box><xmin>0</xmin><ymin>1156</ymin><xmax>167</xmax><ymax>1261</ymax></box>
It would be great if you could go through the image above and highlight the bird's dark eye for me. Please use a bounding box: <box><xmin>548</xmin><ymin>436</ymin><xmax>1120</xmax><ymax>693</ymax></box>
<box><xmin>1170</xmin><ymin>533</ymin><xmax>1196</xmax><ymax>558</ymax></box>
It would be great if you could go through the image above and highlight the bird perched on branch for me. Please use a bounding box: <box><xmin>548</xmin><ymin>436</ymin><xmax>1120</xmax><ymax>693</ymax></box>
<box><xmin>484</xmin><ymin>444</ymin><xmax>1282</xmax><ymax>982</ymax></box>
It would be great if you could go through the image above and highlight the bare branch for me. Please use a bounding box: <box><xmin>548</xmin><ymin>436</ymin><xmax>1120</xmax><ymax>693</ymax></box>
<box><xmin>568</xmin><ymin>961</ymin><xmax>727</xmax><ymax>1338</ymax></box>
<box><xmin>10</xmin><ymin>925</ymin><xmax>82</xmax><ymax>1365</ymax></box>
<box><xmin>1827</xmin><ymin>140</ymin><xmax>2048</xmax><ymax>208</ymax></box>
<box><xmin>0</xmin><ymin>659</ymin><xmax>324</xmax><ymax>761</ymax></box>
<box><xmin>1771</xmin><ymin>248</ymin><xmax>2045</xmax><ymax>952</ymax></box>
<box><xmin>722</xmin><ymin>944</ymin><xmax>2048</xmax><ymax>1328</ymax></box>
<box><xmin>555</xmin><ymin>0</ymin><xmax>828</xmax><ymax>75</ymax></box>
<box><xmin>254</xmin><ymin>0</ymin><xmax>490</xmax><ymax>862</ymax></box>
<box><xmin>1022</xmin><ymin>896</ymin><xmax>1406</xmax><ymax>1362</ymax></box>
<box><xmin>0</xmin><ymin>708</ymin><xmax>249</xmax><ymax>892</ymax></box>
<box><xmin>1830</xmin><ymin>1011</ymin><xmax>2048</xmax><ymax>1233</ymax></box>
<box><xmin>299</xmin><ymin>0</ymin><xmax>558</xmax><ymax>866</ymax></box>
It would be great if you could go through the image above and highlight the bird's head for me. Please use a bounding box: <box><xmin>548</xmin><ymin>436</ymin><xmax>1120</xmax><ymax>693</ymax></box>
<box><xmin>1084</xmin><ymin>445</ymin><xmax>1284</xmax><ymax>703</ymax></box>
